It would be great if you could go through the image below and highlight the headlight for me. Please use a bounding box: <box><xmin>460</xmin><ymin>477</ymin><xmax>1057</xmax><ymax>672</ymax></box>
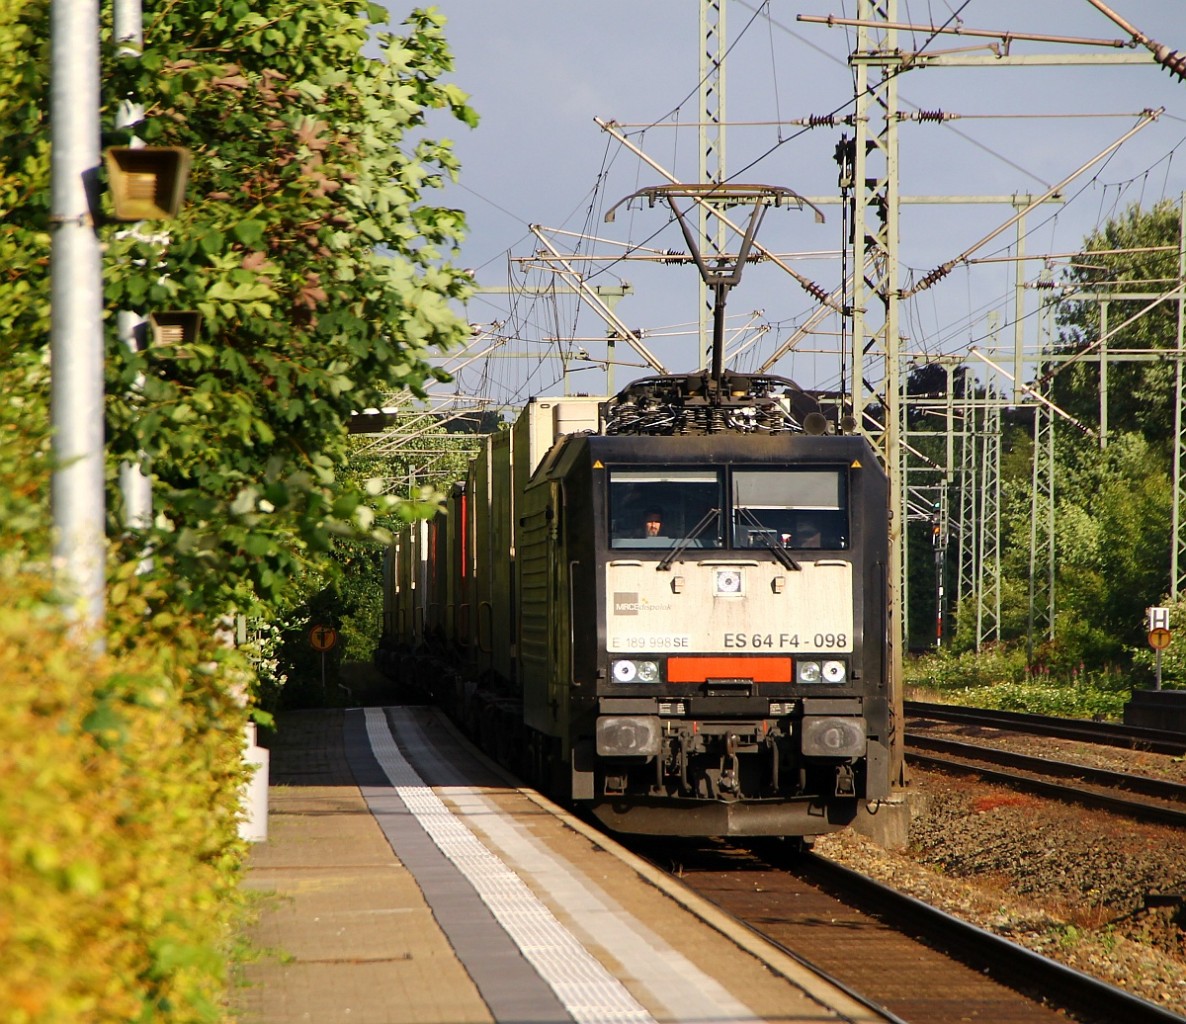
<box><xmin>796</xmin><ymin>659</ymin><xmax>847</xmax><ymax>684</ymax></box>
<box><xmin>822</xmin><ymin>660</ymin><xmax>846</xmax><ymax>684</ymax></box>
<box><xmin>612</xmin><ymin>659</ymin><xmax>661</xmax><ymax>684</ymax></box>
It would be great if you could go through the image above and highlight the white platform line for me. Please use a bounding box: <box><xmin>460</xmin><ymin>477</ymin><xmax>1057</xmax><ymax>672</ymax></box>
<box><xmin>384</xmin><ymin>707</ymin><xmax>760</xmax><ymax>1024</ymax></box>
<box><xmin>364</xmin><ymin>707</ymin><xmax>658</xmax><ymax>1024</ymax></box>
<box><xmin>445</xmin><ymin>785</ymin><xmax>759</xmax><ymax>1024</ymax></box>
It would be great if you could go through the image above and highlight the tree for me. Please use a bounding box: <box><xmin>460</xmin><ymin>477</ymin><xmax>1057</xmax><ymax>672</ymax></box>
<box><xmin>1050</xmin><ymin>431</ymin><xmax>1171</xmax><ymax>662</ymax></box>
<box><xmin>0</xmin><ymin>1</ymin><xmax>53</xmax><ymax>566</ymax></box>
<box><xmin>913</xmin><ymin>204</ymin><xmax>1182</xmax><ymax>671</ymax></box>
<box><xmin>1</xmin><ymin>0</ymin><xmax>477</xmax><ymax>619</ymax></box>
<box><xmin>1053</xmin><ymin>199</ymin><xmax>1182</xmax><ymax>450</ymax></box>
<box><xmin>1037</xmin><ymin>201</ymin><xmax>1181</xmax><ymax>666</ymax></box>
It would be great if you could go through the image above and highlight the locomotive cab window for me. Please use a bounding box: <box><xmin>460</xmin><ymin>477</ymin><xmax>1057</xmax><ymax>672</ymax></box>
<box><xmin>732</xmin><ymin>468</ymin><xmax>848</xmax><ymax>550</ymax></box>
<box><xmin>609</xmin><ymin>469</ymin><xmax>724</xmax><ymax>549</ymax></box>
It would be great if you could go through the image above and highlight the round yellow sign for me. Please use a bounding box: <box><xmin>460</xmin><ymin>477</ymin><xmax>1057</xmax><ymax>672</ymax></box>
<box><xmin>309</xmin><ymin>624</ymin><xmax>339</xmax><ymax>652</ymax></box>
<box><xmin>1148</xmin><ymin>627</ymin><xmax>1172</xmax><ymax>651</ymax></box>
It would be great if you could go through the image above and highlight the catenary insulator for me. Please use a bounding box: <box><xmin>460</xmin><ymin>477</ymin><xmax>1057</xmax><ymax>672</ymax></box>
<box><xmin>1153</xmin><ymin>44</ymin><xmax>1186</xmax><ymax>83</ymax></box>
<box><xmin>804</xmin><ymin>279</ymin><xmax>830</xmax><ymax>303</ymax></box>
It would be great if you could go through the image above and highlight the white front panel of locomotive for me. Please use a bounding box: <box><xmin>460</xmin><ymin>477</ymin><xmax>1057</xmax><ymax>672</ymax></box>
<box><xmin>604</xmin><ymin>559</ymin><xmax>855</xmax><ymax>655</ymax></box>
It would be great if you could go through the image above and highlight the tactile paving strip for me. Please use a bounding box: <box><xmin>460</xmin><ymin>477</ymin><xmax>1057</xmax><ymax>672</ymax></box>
<box><xmin>363</xmin><ymin>707</ymin><xmax>657</xmax><ymax>1024</ymax></box>
<box><xmin>385</xmin><ymin>706</ymin><xmax>761</xmax><ymax>1024</ymax></box>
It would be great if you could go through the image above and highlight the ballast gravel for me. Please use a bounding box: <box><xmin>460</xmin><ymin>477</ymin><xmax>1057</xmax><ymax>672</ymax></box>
<box><xmin>814</xmin><ymin>726</ymin><xmax>1186</xmax><ymax>1017</ymax></box>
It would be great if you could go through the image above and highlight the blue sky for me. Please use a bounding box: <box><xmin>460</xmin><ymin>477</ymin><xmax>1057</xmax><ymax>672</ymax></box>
<box><xmin>387</xmin><ymin>1</ymin><xmax>1186</xmax><ymax>407</ymax></box>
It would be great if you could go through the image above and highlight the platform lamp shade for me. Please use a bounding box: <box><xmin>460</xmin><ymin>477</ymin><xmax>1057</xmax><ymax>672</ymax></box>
<box><xmin>148</xmin><ymin>311</ymin><xmax>202</xmax><ymax>351</ymax></box>
<box><xmin>104</xmin><ymin>146</ymin><xmax>193</xmax><ymax>221</ymax></box>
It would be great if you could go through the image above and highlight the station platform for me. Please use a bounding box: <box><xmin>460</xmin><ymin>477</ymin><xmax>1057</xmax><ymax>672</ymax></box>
<box><xmin>233</xmin><ymin>703</ymin><xmax>889</xmax><ymax>1024</ymax></box>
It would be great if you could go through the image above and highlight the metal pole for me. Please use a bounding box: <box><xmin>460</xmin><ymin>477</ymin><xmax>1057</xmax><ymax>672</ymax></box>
<box><xmin>113</xmin><ymin>0</ymin><xmax>143</xmax><ymax>92</ymax></box>
<box><xmin>114</xmin><ymin>0</ymin><xmax>153</xmax><ymax>543</ymax></box>
<box><xmin>1027</xmin><ymin>401</ymin><xmax>1042</xmax><ymax>663</ymax></box>
<box><xmin>699</xmin><ymin>0</ymin><xmax>725</xmax><ymax>371</ymax></box>
<box><xmin>1099</xmin><ymin>300</ymin><xmax>1109</xmax><ymax>449</ymax></box>
<box><xmin>1172</xmin><ymin>193</ymin><xmax>1186</xmax><ymax>598</ymax></box>
<box><xmin>50</xmin><ymin>0</ymin><xmax>106</xmax><ymax>634</ymax></box>
<box><xmin>1012</xmin><ymin>210</ymin><xmax>1026</xmax><ymax>404</ymax></box>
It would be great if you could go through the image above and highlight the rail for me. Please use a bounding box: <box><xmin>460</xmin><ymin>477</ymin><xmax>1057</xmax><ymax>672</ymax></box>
<box><xmin>905</xmin><ymin>700</ymin><xmax>1186</xmax><ymax>755</ymax></box>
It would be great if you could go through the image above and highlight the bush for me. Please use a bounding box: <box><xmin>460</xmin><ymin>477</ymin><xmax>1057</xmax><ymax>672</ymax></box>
<box><xmin>0</xmin><ymin>575</ymin><xmax>250</xmax><ymax>1023</ymax></box>
<box><xmin>963</xmin><ymin>682</ymin><xmax>1128</xmax><ymax>720</ymax></box>
<box><xmin>905</xmin><ymin>643</ymin><xmax>1130</xmax><ymax>720</ymax></box>
<box><xmin>905</xmin><ymin>644</ymin><xmax>1032</xmax><ymax>691</ymax></box>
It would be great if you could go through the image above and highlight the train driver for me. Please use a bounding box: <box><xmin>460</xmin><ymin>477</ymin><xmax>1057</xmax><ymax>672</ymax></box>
<box><xmin>643</xmin><ymin>507</ymin><xmax>664</xmax><ymax>538</ymax></box>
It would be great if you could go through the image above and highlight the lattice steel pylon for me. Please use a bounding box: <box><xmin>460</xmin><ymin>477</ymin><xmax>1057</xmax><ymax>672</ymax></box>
<box><xmin>950</xmin><ymin>379</ymin><xmax>1005</xmax><ymax>651</ymax></box>
<box><xmin>898</xmin><ymin>357</ymin><xmax>910</xmax><ymax>647</ymax></box>
<box><xmin>850</xmin><ymin>1</ymin><xmax>904</xmax><ymax>784</ymax></box>
<box><xmin>1027</xmin><ymin>290</ymin><xmax>1057</xmax><ymax>658</ymax></box>
<box><xmin>974</xmin><ymin>394</ymin><xmax>1002</xmax><ymax>648</ymax></box>
<box><xmin>955</xmin><ymin>389</ymin><xmax>977</xmax><ymax>640</ymax></box>
<box><xmin>1174</xmin><ymin>194</ymin><xmax>1186</xmax><ymax>599</ymax></box>
<box><xmin>698</xmin><ymin>0</ymin><xmax>726</xmax><ymax>370</ymax></box>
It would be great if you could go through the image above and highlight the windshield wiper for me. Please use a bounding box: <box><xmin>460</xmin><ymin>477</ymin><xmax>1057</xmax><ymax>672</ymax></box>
<box><xmin>657</xmin><ymin>507</ymin><xmax>721</xmax><ymax>571</ymax></box>
<box><xmin>735</xmin><ymin>506</ymin><xmax>800</xmax><ymax>571</ymax></box>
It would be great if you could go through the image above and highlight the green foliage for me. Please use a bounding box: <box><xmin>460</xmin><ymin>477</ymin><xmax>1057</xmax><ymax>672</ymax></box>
<box><xmin>331</xmin><ymin>427</ymin><xmax>478</xmax><ymax>657</ymax></box>
<box><xmin>906</xmin><ymin>646</ymin><xmax>1130</xmax><ymax>720</ymax></box>
<box><xmin>263</xmin><ymin>425</ymin><xmax>477</xmax><ymax>711</ymax></box>
<box><xmin>1054</xmin><ymin>199</ymin><xmax>1183</xmax><ymax>448</ymax></box>
<box><xmin>0</xmin><ymin>346</ymin><xmax>52</xmax><ymax>568</ymax></box>
<box><xmin>907</xmin><ymin>644</ymin><xmax>1033</xmax><ymax>689</ymax></box>
<box><xmin>1</xmin><ymin>0</ymin><xmax>477</xmax><ymax>615</ymax></box>
<box><xmin>1045</xmin><ymin>431</ymin><xmax>1170</xmax><ymax>663</ymax></box>
<box><xmin>0</xmin><ymin>0</ymin><xmax>53</xmax><ymax>565</ymax></box>
<box><xmin>103</xmin><ymin>3</ymin><xmax>476</xmax><ymax>611</ymax></box>
<box><xmin>0</xmin><ymin>4</ymin><xmax>481</xmax><ymax>1017</ymax></box>
<box><xmin>939</xmin><ymin>409</ymin><xmax>1171</xmax><ymax>671</ymax></box>
<box><xmin>972</xmin><ymin>683</ymin><xmax>1127</xmax><ymax>720</ymax></box>
<box><xmin>909</xmin><ymin>202</ymin><xmax>1182</xmax><ymax>684</ymax></box>
<box><xmin>0</xmin><ymin>572</ymin><xmax>249</xmax><ymax>1023</ymax></box>
<box><xmin>326</xmin><ymin>537</ymin><xmax>385</xmax><ymax>662</ymax></box>
<box><xmin>1056</xmin><ymin>924</ymin><xmax>1085</xmax><ymax>951</ymax></box>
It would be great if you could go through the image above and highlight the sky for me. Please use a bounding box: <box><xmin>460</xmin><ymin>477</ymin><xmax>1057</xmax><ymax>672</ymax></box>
<box><xmin>383</xmin><ymin>1</ymin><xmax>1186</xmax><ymax>412</ymax></box>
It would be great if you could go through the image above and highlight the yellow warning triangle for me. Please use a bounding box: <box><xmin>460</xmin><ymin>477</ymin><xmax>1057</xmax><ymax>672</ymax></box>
<box><xmin>593</xmin><ymin>459</ymin><xmax>604</xmax><ymax>469</ymax></box>
<box><xmin>851</xmin><ymin>459</ymin><xmax>862</xmax><ymax>468</ymax></box>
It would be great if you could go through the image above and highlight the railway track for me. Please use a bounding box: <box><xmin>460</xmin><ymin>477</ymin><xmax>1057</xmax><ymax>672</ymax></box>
<box><xmin>629</xmin><ymin>836</ymin><xmax>1182</xmax><ymax>1024</ymax></box>
<box><xmin>627</xmin><ymin>703</ymin><xmax>1186</xmax><ymax>1020</ymax></box>
<box><xmin>904</xmin><ymin>700</ymin><xmax>1186</xmax><ymax>825</ymax></box>
<box><xmin>905</xmin><ymin>700</ymin><xmax>1186</xmax><ymax>755</ymax></box>
<box><xmin>904</xmin><ymin>733</ymin><xmax>1186</xmax><ymax>826</ymax></box>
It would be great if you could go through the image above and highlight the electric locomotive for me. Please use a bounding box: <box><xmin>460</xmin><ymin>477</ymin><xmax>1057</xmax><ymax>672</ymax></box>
<box><xmin>377</xmin><ymin>369</ymin><xmax>892</xmax><ymax>838</ymax></box>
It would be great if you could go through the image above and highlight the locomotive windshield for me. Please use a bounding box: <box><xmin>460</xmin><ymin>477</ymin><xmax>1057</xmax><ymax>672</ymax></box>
<box><xmin>609</xmin><ymin>469</ymin><xmax>724</xmax><ymax>549</ymax></box>
<box><xmin>733</xmin><ymin>468</ymin><xmax>848</xmax><ymax>549</ymax></box>
<box><xmin>609</xmin><ymin>465</ymin><xmax>848</xmax><ymax>551</ymax></box>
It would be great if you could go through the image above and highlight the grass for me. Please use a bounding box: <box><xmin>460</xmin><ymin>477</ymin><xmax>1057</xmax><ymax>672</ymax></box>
<box><xmin>905</xmin><ymin>647</ymin><xmax>1131</xmax><ymax>720</ymax></box>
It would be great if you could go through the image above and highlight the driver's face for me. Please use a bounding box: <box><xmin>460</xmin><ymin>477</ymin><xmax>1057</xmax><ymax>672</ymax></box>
<box><xmin>645</xmin><ymin>517</ymin><xmax>661</xmax><ymax>536</ymax></box>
